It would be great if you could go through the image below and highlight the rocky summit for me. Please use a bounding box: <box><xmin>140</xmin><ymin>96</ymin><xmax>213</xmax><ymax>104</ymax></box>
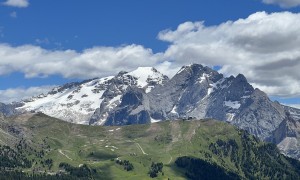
<box><xmin>2</xmin><ymin>64</ymin><xmax>300</xmax><ymax>160</ymax></box>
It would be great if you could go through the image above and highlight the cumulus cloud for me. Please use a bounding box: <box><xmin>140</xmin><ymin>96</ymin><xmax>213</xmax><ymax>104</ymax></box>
<box><xmin>262</xmin><ymin>0</ymin><xmax>300</xmax><ymax>8</ymax></box>
<box><xmin>159</xmin><ymin>11</ymin><xmax>300</xmax><ymax>98</ymax></box>
<box><xmin>0</xmin><ymin>86</ymin><xmax>55</xmax><ymax>103</ymax></box>
<box><xmin>1</xmin><ymin>11</ymin><xmax>300</xmax><ymax>100</ymax></box>
<box><xmin>3</xmin><ymin>0</ymin><xmax>29</xmax><ymax>8</ymax></box>
<box><xmin>289</xmin><ymin>104</ymin><xmax>300</xmax><ymax>109</ymax></box>
<box><xmin>0</xmin><ymin>44</ymin><xmax>163</xmax><ymax>79</ymax></box>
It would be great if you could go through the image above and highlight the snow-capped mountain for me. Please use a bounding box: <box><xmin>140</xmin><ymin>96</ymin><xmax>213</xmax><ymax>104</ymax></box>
<box><xmin>4</xmin><ymin>63</ymin><xmax>300</xmax><ymax>160</ymax></box>
<box><xmin>106</xmin><ymin>64</ymin><xmax>287</xmax><ymax>140</ymax></box>
<box><xmin>16</xmin><ymin>67</ymin><xmax>168</xmax><ymax>125</ymax></box>
<box><xmin>102</xmin><ymin>64</ymin><xmax>300</xmax><ymax>160</ymax></box>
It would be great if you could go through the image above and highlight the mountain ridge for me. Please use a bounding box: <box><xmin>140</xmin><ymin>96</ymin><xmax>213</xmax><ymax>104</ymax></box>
<box><xmin>2</xmin><ymin>63</ymin><xmax>300</xmax><ymax>160</ymax></box>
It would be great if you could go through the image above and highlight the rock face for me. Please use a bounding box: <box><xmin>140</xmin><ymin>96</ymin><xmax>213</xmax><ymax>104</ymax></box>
<box><xmin>105</xmin><ymin>87</ymin><xmax>151</xmax><ymax>126</ymax></box>
<box><xmin>275</xmin><ymin>106</ymin><xmax>300</xmax><ymax>160</ymax></box>
<box><xmin>0</xmin><ymin>102</ymin><xmax>20</xmax><ymax>117</ymax></box>
<box><xmin>3</xmin><ymin>63</ymin><xmax>300</xmax><ymax>160</ymax></box>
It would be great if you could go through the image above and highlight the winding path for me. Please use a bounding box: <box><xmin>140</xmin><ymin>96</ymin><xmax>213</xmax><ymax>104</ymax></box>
<box><xmin>136</xmin><ymin>143</ymin><xmax>148</xmax><ymax>155</ymax></box>
<box><xmin>58</xmin><ymin>149</ymin><xmax>73</xmax><ymax>161</ymax></box>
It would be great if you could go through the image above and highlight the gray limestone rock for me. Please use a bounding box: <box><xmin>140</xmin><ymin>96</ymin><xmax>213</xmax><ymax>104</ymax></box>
<box><xmin>104</xmin><ymin>87</ymin><xmax>151</xmax><ymax>126</ymax></box>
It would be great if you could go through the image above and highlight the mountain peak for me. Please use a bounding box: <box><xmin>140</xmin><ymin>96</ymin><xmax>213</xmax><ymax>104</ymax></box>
<box><xmin>173</xmin><ymin>64</ymin><xmax>222</xmax><ymax>85</ymax></box>
<box><xmin>176</xmin><ymin>64</ymin><xmax>221</xmax><ymax>76</ymax></box>
<box><xmin>236</xmin><ymin>74</ymin><xmax>247</xmax><ymax>82</ymax></box>
<box><xmin>127</xmin><ymin>67</ymin><xmax>162</xmax><ymax>77</ymax></box>
<box><xmin>117</xmin><ymin>71</ymin><xmax>128</xmax><ymax>76</ymax></box>
<box><xmin>126</xmin><ymin>66</ymin><xmax>168</xmax><ymax>91</ymax></box>
<box><xmin>176</xmin><ymin>64</ymin><xmax>203</xmax><ymax>74</ymax></box>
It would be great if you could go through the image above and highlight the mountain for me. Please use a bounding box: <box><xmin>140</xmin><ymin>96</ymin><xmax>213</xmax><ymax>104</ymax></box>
<box><xmin>0</xmin><ymin>113</ymin><xmax>300</xmax><ymax>179</ymax></box>
<box><xmin>274</xmin><ymin>106</ymin><xmax>300</xmax><ymax>160</ymax></box>
<box><xmin>103</xmin><ymin>64</ymin><xmax>300</xmax><ymax>161</ymax></box>
<box><xmin>106</xmin><ymin>64</ymin><xmax>293</xmax><ymax>138</ymax></box>
<box><xmin>5</xmin><ymin>64</ymin><xmax>300</xmax><ymax>161</ymax></box>
<box><xmin>16</xmin><ymin>67</ymin><xmax>168</xmax><ymax>125</ymax></box>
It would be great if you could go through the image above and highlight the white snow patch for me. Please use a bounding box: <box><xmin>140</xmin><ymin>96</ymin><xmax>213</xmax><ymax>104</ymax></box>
<box><xmin>127</xmin><ymin>67</ymin><xmax>166</xmax><ymax>93</ymax></box>
<box><xmin>127</xmin><ymin>67</ymin><xmax>154</xmax><ymax>87</ymax></box>
<box><xmin>145</xmin><ymin>86</ymin><xmax>155</xmax><ymax>93</ymax></box>
<box><xmin>107</xmin><ymin>95</ymin><xmax>122</xmax><ymax>110</ymax></box>
<box><xmin>176</xmin><ymin>67</ymin><xmax>186</xmax><ymax>75</ymax></box>
<box><xmin>171</xmin><ymin>105</ymin><xmax>177</xmax><ymax>114</ymax></box>
<box><xmin>151</xmin><ymin>118</ymin><xmax>161</xmax><ymax>123</ymax></box>
<box><xmin>109</xmin><ymin>95</ymin><xmax>122</xmax><ymax>105</ymax></box>
<box><xmin>200</xmin><ymin>75</ymin><xmax>222</xmax><ymax>99</ymax></box>
<box><xmin>198</xmin><ymin>73</ymin><xmax>210</xmax><ymax>83</ymax></box>
<box><xmin>108</xmin><ymin>129</ymin><xmax>114</xmax><ymax>132</ymax></box>
<box><xmin>207</xmin><ymin>87</ymin><xmax>214</xmax><ymax>96</ymax></box>
<box><xmin>224</xmin><ymin>101</ymin><xmax>241</xmax><ymax>109</ymax></box>
<box><xmin>18</xmin><ymin>76</ymin><xmax>112</xmax><ymax>124</ymax></box>
<box><xmin>226</xmin><ymin>113</ymin><xmax>235</xmax><ymax>122</ymax></box>
<box><xmin>96</xmin><ymin>112</ymin><xmax>109</xmax><ymax>126</ymax></box>
<box><xmin>99</xmin><ymin>76</ymin><xmax>114</xmax><ymax>83</ymax></box>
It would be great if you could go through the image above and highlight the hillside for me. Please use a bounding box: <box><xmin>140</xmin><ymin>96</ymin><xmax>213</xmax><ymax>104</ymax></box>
<box><xmin>0</xmin><ymin>113</ymin><xmax>300</xmax><ymax>179</ymax></box>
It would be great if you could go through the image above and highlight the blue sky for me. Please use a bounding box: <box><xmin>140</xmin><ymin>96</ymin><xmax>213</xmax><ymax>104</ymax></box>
<box><xmin>1</xmin><ymin>0</ymin><xmax>285</xmax><ymax>53</ymax></box>
<box><xmin>0</xmin><ymin>0</ymin><xmax>300</xmax><ymax>107</ymax></box>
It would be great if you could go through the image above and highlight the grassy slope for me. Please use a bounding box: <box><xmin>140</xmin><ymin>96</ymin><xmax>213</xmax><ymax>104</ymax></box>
<box><xmin>1</xmin><ymin>113</ymin><xmax>299</xmax><ymax>179</ymax></box>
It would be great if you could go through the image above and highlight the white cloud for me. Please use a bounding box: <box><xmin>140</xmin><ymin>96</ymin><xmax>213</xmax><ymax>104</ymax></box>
<box><xmin>155</xmin><ymin>61</ymin><xmax>181</xmax><ymax>78</ymax></box>
<box><xmin>0</xmin><ymin>44</ymin><xmax>163</xmax><ymax>79</ymax></box>
<box><xmin>159</xmin><ymin>11</ymin><xmax>300</xmax><ymax>98</ymax></box>
<box><xmin>262</xmin><ymin>0</ymin><xmax>300</xmax><ymax>8</ymax></box>
<box><xmin>1</xmin><ymin>11</ymin><xmax>300</xmax><ymax>100</ymax></box>
<box><xmin>283</xmin><ymin>103</ymin><xmax>300</xmax><ymax>109</ymax></box>
<box><xmin>3</xmin><ymin>0</ymin><xmax>29</xmax><ymax>8</ymax></box>
<box><xmin>0</xmin><ymin>86</ymin><xmax>55</xmax><ymax>103</ymax></box>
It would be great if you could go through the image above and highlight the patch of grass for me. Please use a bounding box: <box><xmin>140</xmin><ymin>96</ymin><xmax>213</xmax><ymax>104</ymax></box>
<box><xmin>87</xmin><ymin>151</ymin><xmax>118</xmax><ymax>161</ymax></box>
<box><xmin>122</xmin><ymin>124</ymin><xmax>150</xmax><ymax>139</ymax></box>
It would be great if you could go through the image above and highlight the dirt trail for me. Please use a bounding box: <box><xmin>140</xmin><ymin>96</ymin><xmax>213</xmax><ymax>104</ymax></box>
<box><xmin>168</xmin><ymin>154</ymin><xmax>173</xmax><ymax>164</ymax></box>
<box><xmin>185</xmin><ymin>121</ymin><xmax>201</xmax><ymax>141</ymax></box>
<box><xmin>58</xmin><ymin>149</ymin><xmax>73</xmax><ymax>160</ymax></box>
<box><xmin>136</xmin><ymin>143</ymin><xmax>148</xmax><ymax>155</ymax></box>
<box><xmin>170</xmin><ymin>121</ymin><xmax>181</xmax><ymax>143</ymax></box>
